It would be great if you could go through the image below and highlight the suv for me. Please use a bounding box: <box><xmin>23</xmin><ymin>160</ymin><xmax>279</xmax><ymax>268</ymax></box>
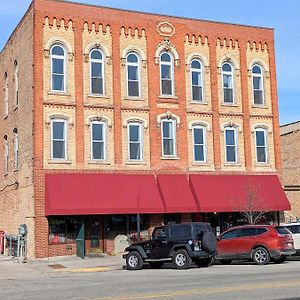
<box><xmin>283</xmin><ymin>223</ymin><xmax>300</xmax><ymax>254</ymax></box>
<box><xmin>216</xmin><ymin>225</ymin><xmax>295</xmax><ymax>265</ymax></box>
<box><xmin>123</xmin><ymin>222</ymin><xmax>217</xmax><ymax>270</ymax></box>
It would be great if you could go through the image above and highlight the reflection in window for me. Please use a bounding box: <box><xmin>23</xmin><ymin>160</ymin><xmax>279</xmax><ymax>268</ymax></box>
<box><xmin>90</xmin><ymin>49</ymin><xmax>104</xmax><ymax>95</ymax></box>
<box><xmin>225</xmin><ymin>127</ymin><xmax>237</xmax><ymax>163</ymax></box>
<box><xmin>191</xmin><ymin>60</ymin><xmax>203</xmax><ymax>102</ymax></box>
<box><xmin>161</xmin><ymin>119</ymin><xmax>176</xmax><ymax>156</ymax></box>
<box><xmin>252</xmin><ymin>65</ymin><xmax>264</xmax><ymax>105</ymax></box>
<box><xmin>160</xmin><ymin>52</ymin><xmax>174</xmax><ymax>96</ymax></box>
<box><xmin>193</xmin><ymin>126</ymin><xmax>206</xmax><ymax>162</ymax></box>
<box><xmin>222</xmin><ymin>63</ymin><xmax>234</xmax><ymax>103</ymax></box>
<box><xmin>127</xmin><ymin>53</ymin><xmax>140</xmax><ymax>97</ymax></box>
<box><xmin>255</xmin><ymin>128</ymin><xmax>267</xmax><ymax>163</ymax></box>
<box><xmin>51</xmin><ymin>44</ymin><xmax>66</xmax><ymax>91</ymax></box>
<box><xmin>51</xmin><ymin>119</ymin><xmax>67</xmax><ymax>160</ymax></box>
<box><xmin>91</xmin><ymin>121</ymin><xmax>105</xmax><ymax>160</ymax></box>
<box><xmin>128</xmin><ymin>123</ymin><xmax>143</xmax><ymax>161</ymax></box>
<box><xmin>48</xmin><ymin>217</ymin><xmax>78</xmax><ymax>244</ymax></box>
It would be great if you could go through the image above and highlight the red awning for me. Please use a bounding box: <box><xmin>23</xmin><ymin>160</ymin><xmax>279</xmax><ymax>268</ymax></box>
<box><xmin>157</xmin><ymin>174</ymin><xmax>199</xmax><ymax>213</ymax></box>
<box><xmin>45</xmin><ymin>173</ymin><xmax>164</xmax><ymax>215</ymax></box>
<box><xmin>190</xmin><ymin>175</ymin><xmax>291</xmax><ymax>212</ymax></box>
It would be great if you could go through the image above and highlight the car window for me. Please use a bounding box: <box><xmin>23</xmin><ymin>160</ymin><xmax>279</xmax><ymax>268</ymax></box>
<box><xmin>220</xmin><ymin>229</ymin><xmax>240</xmax><ymax>240</ymax></box>
<box><xmin>257</xmin><ymin>228</ymin><xmax>268</xmax><ymax>235</ymax></box>
<box><xmin>275</xmin><ymin>226</ymin><xmax>291</xmax><ymax>235</ymax></box>
<box><xmin>170</xmin><ymin>225</ymin><xmax>191</xmax><ymax>240</ymax></box>
<box><xmin>153</xmin><ymin>227</ymin><xmax>168</xmax><ymax>239</ymax></box>
<box><xmin>285</xmin><ymin>225</ymin><xmax>300</xmax><ymax>234</ymax></box>
<box><xmin>240</xmin><ymin>227</ymin><xmax>257</xmax><ymax>237</ymax></box>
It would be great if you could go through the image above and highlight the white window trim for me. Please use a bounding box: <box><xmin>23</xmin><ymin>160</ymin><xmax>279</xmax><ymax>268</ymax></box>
<box><xmin>160</xmin><ymin>52</ymin><xmax>174</xmax><ymax>97</ymax></box>
<box><xmin>4</xmin><ymin>75</ymin><xmax>8</xmax><ymax>116</ymax></box>
<box><xmin>15</xmin><ymin>64</ymin><xmax>19</xmax><ymax>107</ymax></box>
<box><xmin>90</xmin><ymin>49</ymin><xmax>105</xmax><ymax>96</ymax></box>
<box><xmin>90</xmin><ymin>121</ymin><xmax>106</xmax><ymax>161</ymax></box>
<box><xmin>255</xmin><ymin>128</ymin><xmax>268</xmax><ymax>163</ymax></box>
<box><xmin>161</xmin><ymin>119</ymin><xmax>176</xmax><ymax>157</ymax></box>
<box><xmin>50</xmin><ymin>44</ymin><xmax>67</xmax><ymax>92</ymax></box>
<box><xmin>192</xmin><ymin>125</ymin><xmax>207</xmax><ymax>162</ymax></box>
<box><xmin>252</xmin><ymin>64</ymin><xmax>265</xmax><ymax>105</ymax></box>
<box><xmin>51</xmin><ymin>119</ymin><xmax>68</xmax><ymax>160</ymax></box>
<box><xmin>224</xmin><ymin>127</ymin><xmax>238</xmax><ymax>163</ymax></box>
<box><xmin>126</xmin><ymin>52</ymin><xmax>141</xmax><ymax>98</ymax></box>
<box><xmin>222</xmin><ymin>62</ymin><xmax>235</xmax><ymax>104</ymax></box>
<box><xmin>4</xmin><ymin>140</ymin><xmax>8</xmax><ymax>174</ymax></box>
<box><xmin>127</xmin><ymin>122</ymin><xmax>143</xmax><ymax>161</ymax></box>
<box><xmin>190</xmin><ymin>59</ymin><xmax>204</xmax><ymax>102</ymax></box>
<box><xmin>14</xmin><ymin>133</ymin><xmax>19</xmax><ymax>170</ymax></box>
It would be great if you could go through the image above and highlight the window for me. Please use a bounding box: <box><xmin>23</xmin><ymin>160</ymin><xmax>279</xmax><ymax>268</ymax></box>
<box><xmin>90</xmin><ymin>49</ymin><xmax>104</xmax><ymax>95</ymax></box>
<box><xmin>14</xmin><ymin>62</ymin><xmax>19</xmax><ymax>107</ymax></box>
<box><xmin>220</xmin><ymin>229</ymin><xmax>240</xmax><ymax>240</ymax></box>
<box><xmin>240</xmin><ymin>227</ymin><xmax>257</xmax><ymax>237</ymax></box>
<box><xmin>193</xmin><ymin>126</ymin><xmax>206</xmax><ymax>162</ymax></box>
<box><xmin>252</xmin><ymin>65</ymin><xmax>264</xmax><ymax>105</ymax></box>
<box><xmin>160</xmin><ymin>52</ymin><xmax>174</xmax><ymax>96</ymax></box>
<box><xmin>48</xmin><ymin>217</ymin><xmax>78</xmax><ymax>244</ymax></box>
<box><xmin>13</xmin><ymin>129</ymin><xmax>19</xmax><ymax>170</ymax></box>
<box><xmin>51</xmin><ymin>44</ymin><xmax>66</xmax><ymax>92</ymax></box>
<box><xmin>222</xmin><ymin>63</ymin><xmax>234</xmax><ymax>103</ymax></box>
<box><xmin>51</xmin><ymin>119</ymin><xmax>67</xmax><ymax>160</ymax></box>
<box><xmin>4</xmin><ymin>73</ymin><xmax>8</xmax><ymax>116</ymax></box>
<box><xmin>257</xmin><ymin>228</ymin><xmax>268</xmax><ymax>235</ymax></box>
<box><xmin>91</xmin><ymin>121</ymin><xmax>105</xmax><ymax>160</ymax></box>
<box><xmin>170</xmin><ymin>225</ymin><xmax>191</xmax><ymax>240</ymax></box>
<box><xmin>4</xmin><ymin>136</ymin><xmax>8</xmax><ymax>174</ymax></box>
<box><xmin>191</xmin><ymin>59</ymin><xmax>203</xmax><ymax>102</ymax></box>
<box><xmin>255</xmin><ymin>128</ymin><xmax>267</xmax><ymax>163</ymax></box>
<box><xmin>225</xmin><ymin>127</ymin><xmax>237</xmax><ymax>163</ymax></box>
<box><xmin>161</xmin><ymin>119</ymin><xmax>176</xmax><ymax>156</ymax></box>
<box><xmin>153</xmin><ymin>227</ymin><xmax>168</xmax><ymax>239</ymax></box>
<box><xmin>128</xmin><ymin>123</ymin><xmax>143</xmax><ymax>161</ymax></box>
<box><xmin>126</xmin><ymin>53</ymin><xmax>140</xmax><ymax>97</ymax></box>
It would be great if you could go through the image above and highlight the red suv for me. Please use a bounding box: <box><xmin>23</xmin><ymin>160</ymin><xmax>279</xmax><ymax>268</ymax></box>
<box><xmin>216</xmin><ymin>225</ymin><xmax>295</xmax><ymax>265</ymax></box>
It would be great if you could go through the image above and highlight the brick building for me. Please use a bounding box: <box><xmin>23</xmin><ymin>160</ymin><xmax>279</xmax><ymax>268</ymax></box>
<box><xmin>0</xmin><ymin>0</ymin><xmax>290</xmax><ymax>258</ymax></box>
<box><xmin>280</xmin><ymin>121</ymin><xmax>300</xmax><ymax>221</ymax></box>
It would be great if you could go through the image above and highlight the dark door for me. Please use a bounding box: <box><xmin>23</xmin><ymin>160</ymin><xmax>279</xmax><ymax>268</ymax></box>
<box><xmin>149</xmin><ymin>227</ymin><xmax>171</xmax><ymax>259</ymax></box>
<box><xmin>85</xmin><ymin>218</ymin><xmax>103</xmax><ymax>255</ymax></box>
<box><xmin>76</xmin><ymin>222</ymin><xmax>85</xmax><ymax>259</ymax></box>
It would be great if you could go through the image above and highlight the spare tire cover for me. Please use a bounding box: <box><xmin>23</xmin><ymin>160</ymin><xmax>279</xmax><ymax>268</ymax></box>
<box><xmin>202</xmin><ymin>232</ymin><xmax>217</xmax><ymax>254</ymax></box>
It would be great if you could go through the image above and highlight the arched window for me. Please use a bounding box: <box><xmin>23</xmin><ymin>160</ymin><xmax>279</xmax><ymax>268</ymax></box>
<box><xmin>14</xmin><ymin>61</ymin><xmax>19</xmax><ymax>107</ymax></box>
<box><xmin>4</xmin><ymin>72</ymin><xmax>8</xmax><ymax>116</ymax></box>
<box><xmin>128</xmin><ymin>122</ymin><xmax>143</xmax><ymax>161</ymax></box>
<box><xmin>255</xmin><ymin>128</ymin><xmax>267</xmax><ymax>163</ymax></box>
<box><xmin>126</xmin><ymin>52</ymin><xmax>140</xmax><ymax>98</ymax></box>
<box><xmin>13</xmin><ymin>128</ymin><xmax>19</xmax><ymax>170</ymax></box>
<box><xmin>191</xmin><ymin>59</ymin><xmax>203</xmax><ymax>102</ymax></box>
<box><xmin>224</xmin><ymin>127</ymin><xmax>237</xmax><ymax>163</ymax></box>
<box><xmin>160</xmin><ymin>52</ymin><xmax>174</xmax><ymax>96</ymax></box>
<box><xmin>51</xmin><ymin>119</ymin><xmax>67</xmax><ymax>160</ymax></box>
<box><xmin>252</xmin><ymin>64</ymin><xmax>264</xmax><ymax>105</ymax></box>
<box><xmin>161</xmin><ymin>119</ymin><xmax>176</xmax><ymax>156</ymax></box>
<box><xmin>222</xmin><ymin>63</ymin><xmax>234</xmax><ymax>103</ymax></box>
<box><xmin>90</xmin><ymin>49</ymin><xmax>104</xmax><ymax>95</ymax></box>
<box><xmin>51</xmin><ymin>44</ymin><xmax>66</xmax><ymax>92</ymax></box>
<box><xmin>90</xmin><ymin>121</ymin><xmax>106</xmax><ymax>160</ymax></box>
<box><xmin>3</xmin><ymin>135</ymin><xmax>8</xmax><ymax>174</ymax></box>
<box><xmin>192</xmin><ymin>125</ymin><xmax>206</xmax><ymax>162</ymax></box>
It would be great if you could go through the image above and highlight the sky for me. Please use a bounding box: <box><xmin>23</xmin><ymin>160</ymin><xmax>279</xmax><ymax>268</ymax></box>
<box><xmin>0</xmin><ymin>0</ymin><xmax>299</xmax><ymax>125</ymax></box>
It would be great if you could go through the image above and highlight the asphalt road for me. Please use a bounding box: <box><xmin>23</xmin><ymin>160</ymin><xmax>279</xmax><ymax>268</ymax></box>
<box><xmin>1</xmin><ymin>258</ymin><xmax>300</xmax><ymax>300</ymax></box>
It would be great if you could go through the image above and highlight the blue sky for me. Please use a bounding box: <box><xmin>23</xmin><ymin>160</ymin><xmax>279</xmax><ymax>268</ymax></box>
<box><xmin>1</xmin><ymin>0</ymin><xmax>299</xmax><ymax>125</ymax></box>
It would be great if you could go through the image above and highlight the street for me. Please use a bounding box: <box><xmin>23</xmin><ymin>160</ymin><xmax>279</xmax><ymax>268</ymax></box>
<box><xmin>1</xmin><ymin>257</ymin><xmax>300</xmax><ymax>300</ymax></box>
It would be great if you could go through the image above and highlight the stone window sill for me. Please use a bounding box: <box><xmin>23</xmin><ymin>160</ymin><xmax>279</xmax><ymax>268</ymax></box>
<box><xmin>252</xmin><ymin>104</ymin><xmax>268</xmax><ymax>109</ymax></box>
<box><xmin>48</xmin><ymin>159</ymin><xmax>72</xmax><ymax>164</ymax></box>
<box><xmin>192</xmin><ymin>162</ymin><xmax>210</xmax><ymax>166</ymax></box>
<box><xmin>48</xmin><ymin>91</ymin><xmax>71</xmax><ymax>96</ymax></box>
<box><xmin>221</xmin><ymin>103</ymin><xmax>239</xmax><ymax>107</ymax></box>
<box><xmin>88</xmin><ymin>160</ymin><xmax>111</xmax><ymax>165</ymax></box>
<box><xmin>161</xmin><ymin>156</ymin><xmax>180</xmax><ymax>160</ymax></box>
<box><xmin>87</xmin><ymin>94</ymin><xmax>109</xmax><ymax>99</ymax></box>
<box><xmin>126</xmin><ymin>161</ymin><xmax>147</xmax><ymax>165</ymax></box>
<box><xmin>224</xmin><ymin>163</ymin><xmax>242</xmax><ymax>166</ymax></box>
<box><xmin>124</xmin><ymin>97</ymin><xmax>145</xmax><ymax>101</ymax></box>
<box><xmin>190</xmin><ymin>101</ymin><xmax>208</xmax><ymax>105</ymax></box>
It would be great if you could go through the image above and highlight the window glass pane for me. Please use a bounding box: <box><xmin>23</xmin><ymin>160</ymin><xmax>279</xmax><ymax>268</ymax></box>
<box><xmin>53</xmin><ymin>140</ymin><xmax>65</xmax><ymax>159</ymax></box>
<box><xmin>275</xmin><ymin>226</ymin><xmax>291</xmax><ymax>235</ymax></box>
<box><xmin>52</xmin><ymin>75</ymin><xmax>64</xmax><ymax>91</ymax></box>
<box><xmin>91</xmin><ymin>50</ymin><xmax>102</xmax><ymax>60</ymax></box>
<box><xmin>162</xmin><ymin>80</ymin><xmax>172</xmax><ymax>95</ymax></box>
<box><xmin>224</xmin><ymin>88</ymin><xmax>233</xmax><ymax>103</ymax></box>
<box><xmin>129</xmin><ymin>125</ymin><xmax>140</xmax><ymax>142</ymax></box>
<box><xmin>52</xmin><ymin>46</ymin><xmax>64</xmax><ymax>56</ymax></box>
<box><xmin>192</xmin><ymin>86</ymin><xmax>202</xmax><ymax>101</ymax></box>
<box><xmin>252</xmin><ymin>65</ymin><xmax>261</xmax><ymax>74</ymax></box>
<box><xmin>163</xmin><ymin>122</ymin><xmax>172</xmax><ymax>138</ymax></box>
<box><xmin>257</xmin><ymin>147</ymin><xmax>266</xmax><ymax>162</ymax></box>
<box><xmin>222</xmin><ymin>63</ymin><xmax>232</xmax><ymax>72</ymax></box>
<box><xmin>53</xmin><ymin>122</ymin><xmax>64</xmax><ymax>139</ymax></box>
<box><xmin>225</xmin><ymin>130</ymin><xmax>235</xmax><ymax>145</ymax></box>
<box><xmin>92</xmin><ymin>62</ymin><xmax>102</xmax><ymax>78</ymax></box>
<box><xmin>170</xmin><ymin>225</ymin><xmax>191</xmax><ymax>240</ymax></box>
<box><xmin>128</xmin><ymin>65</ymin><xmax>138</xmax><ymax>80</ymax></box>
<box><xmin>93</xmin><ymin>142</ymin><xmax>104</xmax><ymax>159</ymax></box>
<box><xmin>194</xmin><ymin>145</ymin><xmax>204</xmax><ymax>161</ymax></box>
<box><xmin>226</xmin><ymin>146</ymin><xmax>236</xmax><ymax>162</ymax></box>
<box><xmin>253</xmin><ymin>76</ymin><xmax>261</xmax><ymax>90</ymax></box>
<box><xmin>191</xmin><ymin>60</ymin><xmax>201</xmax><ymax>69</ymax></box>
<box><xmin>92</xmin><ymin>123</ymin><xmax>103</xmax><ymax>141</ymax></box>
<box><xmin>127</xmin><ymin>53</ymin><xmax>138</xmax><ymax>63</ymax></box>
<box><xmin>254</xmin><ymin>90</ymin><xmax>263</xmax><ymax>105</ymax></box>
<box><xmin>221</xmin><ymin>229</ymin><xmax>239</xmax><ymax>240</ymax></box>
<box><xmin>161</xmin><ymin>65</ymin><xmax>171</xmax><ymax>79</ymax></box>
<box><xmin>241</xmin><ymin>227</ymin><xmax>257</xmax><ymax>237</ymax></box>
<box><xmin>91</xmin><ymin>78</ymin><xmax>103</xmax><ymax>94</ymax></box>
<box><xmin>194</xmin><ymin>128</ymin><xmax>204</xmax><ymax>144</ymax></box>
<box><xmin>161</xmin><ymin>53</ymin><xmax>171</xmax><ymax>62</ymax></box>
<box><xmin>256</xmin><ymin>131</ymin><xmax>265</xmax><ymax>146</ymax></box>
<box><xmin>163</xmin><ymin>139</ymin><xmax>174</xmax><ymax>156</ymax></box>
<box><xmin>192</xmin><ymin>71</ymin><xmax>200</xmax><ymax>86</ymax></box>
<box><xmin>128</xmin><ymin>81</ymin><xmax>139</xmax><ymax>97</ymax></box>
<box><xmin>52</xmin><ymin>58</ymin><xmax>64</xmax><ymax>74</ymax></box>
<box><xmin>223</xmin><ymin>74</ymin><xmax>232</xmax><ymax>88</ymax></box>
<box><xmin>130</xmin><ymin>143</ymin><xmax>141</xmax><ymax>160</ymax></box>
<box><xmin>257</xmin><ymin>228</ymin><xmax>268</xmax><ymax>235</ymax></box>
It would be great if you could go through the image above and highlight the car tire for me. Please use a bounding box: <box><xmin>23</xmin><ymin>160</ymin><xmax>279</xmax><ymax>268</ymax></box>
<box><xmin>219</xmin><ymin>259</ymin><xmax>233</xmax><ymax>265</ymax></box>
<box><xmin>252</xmin><ymin>247</ymin><xmax>270</xmax><ymax>265</ymax></box>
<box><xmin>173</xmin><ymin>249</ymin><xmax>192</xmax><ymax>269</ymax></box>
<box><xmin>149</xmin><ymin>261</ymin><xmax>164</xmax><ymax>268</ymax></box>
<box><xmin>194</xmin><ymin>257</ymin><xmax>212</xmax><ymax>267</ymax></box>
<box><xmin>126</xmin><ymin>251</ymin><xmax>143</xmax><ymax>270</ymax></box>
<box><xmin>272</xmin><ymin>256</ymin><xmax>286</xmax><ymax>264</ymax></box>
<box><xmin>202</xmin><ymin>232</ymin><xmax>217</xmax><ymax>254</ymax></box>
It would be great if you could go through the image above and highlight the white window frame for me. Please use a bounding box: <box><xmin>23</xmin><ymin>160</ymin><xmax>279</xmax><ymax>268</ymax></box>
<box><xmin>192</xmin><ymin>125</ymin><xmax>207</xmax><ymax>162</ymax></box>
<box><xmin>4</xmin><ymin>138</ymin><xmax>8</xmax><ymax>175</ymax></box>
<box><xmin>252</xmin><ymin>64</ymin><xmax>265</xmax><ymax>105</ymax></box>
<box><xmin>224</xmin><ymin>127</ymin><xmax>238</xmax><ymax>163</ymax></box>
<box><xmin>14</xmin><ymin>63</ymin><xmax>19</xmax><ymax>107</ymax></box>
<box><xmin>222</xmin><ymin>62</ymin><xmax>235</xmax><ymax>104</ymax></box>
<box><xmin>160</xmin><ymin>52</ymin><xmax>174</xmax><ymax>96</ymax></box>
<box><xmin>126</xmin><ymin>52</ymin><xmax>141</xmax><ymax>98</ymax></box>
<box><xmin>161</xmin><ymin>119</ymin><xmax>176</xmax><ymax>157</ymax></box>
<box><xmin>191</xmin><ymin>59</ymin><xmax>204</xmax><ymax>102</ymax></box>
<box><xmin>51</xmin><ymin>119</ymin><xmax>67</xmax><ymax>160</ymax></box>
<box><xmin>14</xmin><ymin>131</ymin><xmax>19</xmax><ymax>170</ymax></box>
<box><xmin>50</xmin><ymin>44</ymin><xmax>66</xmax><ymax>92</ymax></box>
<box><xmin>255</xmin><ymin>128</ymin><xmax>268</xmax><ymax>163</ymax></box>
<box><xmin>90</xmin><ymin>121</ymin><xmax>106</xmax><ymax>161</ymax></box>
<box><xmin>128</xmin><ymin>122</ymin><xmax>143</xmax><ymax>161</ymax></box>
<box><xmin>90</xmin><ymin>49</ymin><xmax>105</xmax><ymax>96</ymax></box>
<box><xmin>4</xmin><ymin>73</ymin><xmax>8</xmax><ymax>116</ymax></box>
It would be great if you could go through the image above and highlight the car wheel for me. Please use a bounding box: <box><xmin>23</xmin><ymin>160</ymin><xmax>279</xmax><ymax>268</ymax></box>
<box><xmin>252</xmin><ymin>247</ymin><xmax>270</xmax><ymax>265</ymax></box>
<box><xmin>173</xmin><ymin>249</ymin><xmax>192</xmax><ymax>269</ymax></box>
<box><xmin>194</xmin><ymin>257</ymin><xmax>212</xmax><ymax>267</ymax></box>
<box><xmin>126</xmin><ymin>251</ymin><xmax>143</xmax><ymax>270</ymax></box>
<box><xmin>149</xmin><ymin>261</ymin><xmax>164</xmax><ymax>268</ymax></box>
<box><xmin>272</xmin><ymin>256</ymin><xmax>286</xmax><ymax>264</ymax></box>
<box><xmin>219</xmin><ymin>259</ymin><xmax>233</xmax><ymax>265</ymax></box>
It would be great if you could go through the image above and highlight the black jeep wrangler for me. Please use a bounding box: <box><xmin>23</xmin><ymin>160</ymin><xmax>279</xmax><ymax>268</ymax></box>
<box><xmin>123</xmin><ymin>222</ymin><xmax>217</xmax><ymax>270</ymax></box>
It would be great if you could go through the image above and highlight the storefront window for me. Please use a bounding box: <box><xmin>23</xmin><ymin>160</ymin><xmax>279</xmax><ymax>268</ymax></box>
<box><xmin>48</xmin><ymin>217</ymin><xmax>77</xmax><ymax>244</ymax></box>
<box><xmin>164</xmin><ymin>213</ymin><xmax>181</xmax><ymax>225</ymax></box>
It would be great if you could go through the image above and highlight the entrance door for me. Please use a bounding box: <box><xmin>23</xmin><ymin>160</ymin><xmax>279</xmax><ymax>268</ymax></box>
<box><xmin>85</xmin><ymin>217</ymin><xmax>104</xmax><ymax>256</ymax></box>
<box><xmin>76</xmin><ymin>222</ymin><xmax>85</xmax><ymax>259</ymax></box>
